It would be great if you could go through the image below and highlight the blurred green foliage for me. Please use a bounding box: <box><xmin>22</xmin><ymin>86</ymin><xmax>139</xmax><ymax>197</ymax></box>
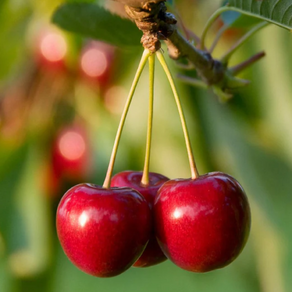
<box><xmin>0</xmin><ymin>1</ymin><xmax>292</xmax><ymax>292</ymax></box>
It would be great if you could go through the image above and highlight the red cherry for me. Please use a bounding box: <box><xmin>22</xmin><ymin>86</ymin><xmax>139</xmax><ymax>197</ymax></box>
<box><xmin>80</xmin><ymin>41</ymin><xmax>115</xmax><ymax>87</ymax></box>
<box><xmin>111</xmin><ymin>171</ymin><xmax>169</xmax><ymax>267</ymax></box>
<box><xmin>56</xmin><ymin>183</ymin><xmax>152</xmax><ymax>277</ymax></box>
<box><xmin>35</xmin><ymin>28</ymin><xmax>67</xmax><ymax>71</ymax></box>
<box><xmin>154</xmin><ymin>172</ymin><xmax>251</xmax><ymax>272</ymax></box>
<box><xmin>51</xmin><ymin>125</ymin><xmax>91</xmax><ymax>181</ymax></box>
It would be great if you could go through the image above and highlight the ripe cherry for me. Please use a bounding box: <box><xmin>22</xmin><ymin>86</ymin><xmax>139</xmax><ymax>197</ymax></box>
<box><xmin>56</xmin><ymin>183</ymin><xmax>151</xmax><ymax>277</ymax></box>
<box><xmin>51</xmin><ymin>125</ymin><xmax>91</xmax><ymax>181</ymax></box>
<box><xmin>154</xmin><ymin>172</ymin><xmax>251</xmax><ymax>272</ymax></box>
<box><xmin>79</xmin><ymin>41</ymin><xmax>115</xmax><ymax>88</ymax></box>
<box><xmin>35</xmin><ymin>28</ymin><xmax>67</xmax><ymax>71</ymax></box>
<box><xmin>111</xmin><ymin>171</ymin><xmax>169</xmax><ymax>267</ymax></box>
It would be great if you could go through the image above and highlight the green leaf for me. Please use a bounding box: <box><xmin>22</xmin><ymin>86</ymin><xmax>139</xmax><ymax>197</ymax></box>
<box><xmin>221</xmin><ymin>10</ymin><xmax>262</xmax><ymax>28</ymax></box>
<box><xmin>52</xmin><ymin>3</ymin><xmax>141</xmax><ymax>47</ymax></box>
<box><xmin>228</xmin><ymin>0</ymin><xmax>292</xmax><ymax>30</ymax></box>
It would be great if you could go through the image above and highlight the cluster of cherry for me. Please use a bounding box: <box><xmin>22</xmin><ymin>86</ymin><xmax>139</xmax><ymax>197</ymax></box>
<box><xmin>57</xmin><ymin>170</ymin><xmax>250</xmax><ymax>277</ymax></box>
<box><xmin>55</xmin><ymin>49</ymin><xmax>251</xmax><ymax>278</ymax></box>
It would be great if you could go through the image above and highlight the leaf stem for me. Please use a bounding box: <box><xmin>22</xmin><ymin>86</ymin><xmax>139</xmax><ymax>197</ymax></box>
<box><xmin>200</xmin><ymin>6</ymin><xmax>230</xmax><ymax>50</ymax></box>
<box><xmin>141</xmin><ymin>54</ymin><xmax>155</xmax><ymax>186</ymax></box>
<box><xmin>221</xmin><ymin>22</ymin><xmax>268</xmax><ymax>62</ymax></box>
<box><xmin>156</xmin><ymin>51</ymin><xmax>199</xmax><ymax>179</ymax></box>
<box><xmin>209</xmin><ymin>23</ymin><xmax>230</xmax><ymax>53</ymax></box>
<box><xmin>103</xmin><ymin>49</ymin><xmax>150</xmax><ymax>189</ymax></box>
<box><xmin>230</xmin><ymin>51</ymin><xmax>266</xmax><ymax>75</ymax></box>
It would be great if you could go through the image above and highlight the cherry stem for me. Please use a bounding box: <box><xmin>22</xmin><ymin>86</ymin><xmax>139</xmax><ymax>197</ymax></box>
<box><xmin>141</xmin><ymin>54</ymin><xmax>155</xmax><ymax>186</ymax></box>
<box><xmin>103</xmin><ymin>49</ymin><xmax>151</xmax><ymax>189</ymax></box>
<box><xmin>156</xmin><ymin>51</ymin><xmax>199</xmax><ymax>179</ymax></box>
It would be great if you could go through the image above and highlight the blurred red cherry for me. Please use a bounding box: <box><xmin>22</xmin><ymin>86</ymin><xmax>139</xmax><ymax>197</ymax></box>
<box><xmin>79</xmin><ymin>41</ymin><xmax>115</xmax><ymax>88</ymax></box>
<box><xmin>34</xmin><ymin>28</ymin><xmax>68</xmax><ymax>71</ymax></box>
<box><xmin>51</xmin><ymin>125</ymin><xmax>92</xmax><ymax>182</ymax></box>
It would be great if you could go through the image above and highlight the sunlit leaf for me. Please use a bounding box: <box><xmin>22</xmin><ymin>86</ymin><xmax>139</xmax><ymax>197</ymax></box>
<box><xmin>228</xmin><ymin>0</ymin><xmax>292</xmax><ymax>30</ymax></box>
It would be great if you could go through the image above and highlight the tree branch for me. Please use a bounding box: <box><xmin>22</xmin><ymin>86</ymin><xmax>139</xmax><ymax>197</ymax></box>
<box><xmin>121</xmin><ymin>0</ymin><xmax>265</xmax><ymax>94</ymax></box>
<box><xmin>165</xmin><ymin>29</ymin><xmax>225</xmax><ymax>85</ymax></box>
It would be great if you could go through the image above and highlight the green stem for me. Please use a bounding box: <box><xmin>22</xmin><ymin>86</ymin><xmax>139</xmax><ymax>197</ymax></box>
<box><xmin>200</xmin><ymin>6</ymin><xmax>230</xmax><ymax>50</ymax></box>
<box><xmin>230</xmin><ymin>51</ymin><xmax>266</xmax><ymax>75</ymax></box>
<box><xmin>209</xmin><ymin>23</ymin><xmax>229</xmax><ymax>53</ymax></box>
<box><xmin>103</xmin><ymin>49</ymin><xmax>150</xmax><ymax>189</ymax></box>
<box><xmin>221</xmin><ymin>22</ymin><xmax>268</xmax><ymax>62</ymax></box>
<box><xmin>141</xmin><ymin>54</ymin><xmax>155</xmax><ymax>186</ymax></box>
<box><xmin>156</xmin><ymin>51</ymin><xmax>199</xmax><ymax>179</ymax></box>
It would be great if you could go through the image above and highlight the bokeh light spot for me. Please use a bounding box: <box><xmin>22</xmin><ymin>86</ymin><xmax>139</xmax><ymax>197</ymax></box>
<box><xmin>81</xmin><ymin>48</ymin><xmax>108</xmax><ymax>78</ymax></box>
<box><xmin>58</xmin><ymin>131</ymin><xmax>86</xmax><ymax>161</ymax></box>
<box><xmin>40</xmin><ymin>32</ymin><xmax>67</xmax><ymax>62</ymax></box>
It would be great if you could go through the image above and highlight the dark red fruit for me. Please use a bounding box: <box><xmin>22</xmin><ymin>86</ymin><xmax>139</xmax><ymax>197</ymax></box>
<box><xmin>154</xmin><ymin>172</ymin><xmax>251</xmax><ymax>272</ymax></box>
<box><xmin>111</xmin><ymin>171</ymin><xmax>169</xmax><ymax>267</ymax></box>
<box><xmin>56</xmin><ymin>183</ymin><xmax>151</xmax><ymax>277</ymax></box>
<box><xmin>79</xmin><ymin>41</ymin><xmax>115</xmax><ymax>87</ymax></box>
<box><xmin>51</xmin><ymin>125</ymin><xmax>91</xmax><ymax>181</ymax></box>
<box><xmin>35</xmin><ymin>28</ymin><xmax>67</xmax><ymax>71</ymax></box>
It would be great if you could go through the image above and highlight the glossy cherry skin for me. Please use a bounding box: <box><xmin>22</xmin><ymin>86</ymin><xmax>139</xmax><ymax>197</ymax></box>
<box><xmin>154</xmin><ymin>172</ymin><xmax>251</xmax><ymax>272</ymax></box>
<box><xmin>56</xmin><ymin>184</ymin><xmax>151</xmax><ymax>277</ymax></box>
<box><xmin>111</xmin><ymin>171</ymin><xmax>169</xmax><ymax>267</ymax></box>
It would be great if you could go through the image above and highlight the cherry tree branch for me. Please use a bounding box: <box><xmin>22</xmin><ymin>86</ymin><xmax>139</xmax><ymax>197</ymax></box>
<box><xmin>115</xmin><ymin>0</ymin><xmax>265</xmax><ymax>94</ymax></box>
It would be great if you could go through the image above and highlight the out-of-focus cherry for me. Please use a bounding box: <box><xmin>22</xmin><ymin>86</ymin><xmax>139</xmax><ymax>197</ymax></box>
<box><xmin>79</xmin><ymin>41</ymin><xmax>115</xmax><ymax>88</ymax></box>
<box><xmin>34</xmin><ymin>28</ymin><xmax>68</xmax><ymax>71</ymax></box>
<box><xmin>51</xmin><ymin>125</ymin><xmax>92</xmax><ymax>182</ymax></box>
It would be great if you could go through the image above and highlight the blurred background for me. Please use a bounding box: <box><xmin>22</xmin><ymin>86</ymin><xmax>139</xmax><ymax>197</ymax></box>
<box><xmin>1</xmin><ymin>0</ymin><xmax>292</xmax><ymax>291</ymax></box>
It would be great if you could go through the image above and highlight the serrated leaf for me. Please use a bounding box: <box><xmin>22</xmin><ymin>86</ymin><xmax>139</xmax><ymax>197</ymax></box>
<box><xmin>228</xmin><ymin>0</ymin><xmax>292</xmax><ymax>30</ymax></box>
<box><xmin>52</xmin><ymin>3</ymin><xmax>141</xmax><ymax>47</ymax></box>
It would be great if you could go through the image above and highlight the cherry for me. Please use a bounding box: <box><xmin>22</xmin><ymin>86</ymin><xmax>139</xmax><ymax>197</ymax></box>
<box><xmin>111</xmin><ymin>171</ymin><xmax>169</xmax><ymax>267</ymax></box>
<box><xmin>79</xmin><ymin>41</ymin><xmax>115</xmax><ymax>88</ymax></box>
<box><xmin>56</xmin><ymin>183</ymin><xmax>151</xmax><ymax>277</ymax></box>
<box><xmin>154</xmin><ymin>172</ymin><xmax>251</xmax><ymax>272</ymax></box>
<box><xmin>34</xmin><ymin>28</ymin><xmax>67</xmax><ymax>71</ymax></box>
<box><xmin>51</xmin><ymin>125</ymin><xmax>91</xmax><ymax>181</ymax></box>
